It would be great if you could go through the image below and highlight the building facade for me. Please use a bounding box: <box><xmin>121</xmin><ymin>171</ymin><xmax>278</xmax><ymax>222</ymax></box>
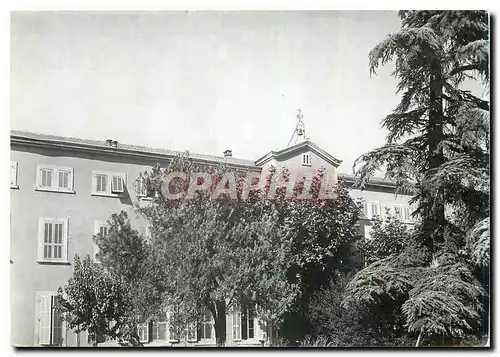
<box><xmin>10</xmin><ymin>130</ymin><xmax>414</xmax><ymax>347</ymax></box>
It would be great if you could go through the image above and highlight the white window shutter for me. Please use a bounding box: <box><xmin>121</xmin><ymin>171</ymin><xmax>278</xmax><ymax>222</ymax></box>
<box><xmin>63</xmin><ymin>219</ymin><xmax>69</xmax><ymax>261</ymax></box>
<box><xmin>57</xmin><ymin>170</ymin><xmax>71</xmax><ymax>190</ymax></box>
<box><xmin>136</xmin><ymin>177</ymin><xmax>145</xmax><ymax>196</ymax></box>
<box><xmin>68</xmin><ymin>169</ymin><xmax>73</xmax><ymax>190</ymax></box>
<box><xmin>112</xmin><ymin>176</ymin><xmax>124</xmax><ymax>193</ymax></box>
<box><xmin>38</xmin><ymin>218</ymin><xmax>45</xmax><ymax>260</ymax></box>
<box><xmin>42</xmin><ymin>169</ymin><xmax>53</xmax><ymax>188</ymax></box>
<box><xmin>58</xmin><ymin>171</ymin><xmax>64</xmax><ymax>189</ymax></box>
<box><xmin>10</xmin><ymin>161</ymin><xmax>18</xmax><ymax>186</ymax></box>
<box><xmin>394</xmin><ymin>206</ymin><xmax>402</xmax><ymax>219</ymax></box>
<box><xmin>232</xmin><ymin>310</ymin><xmax>241</xmax><ymax>340</ymax></box>
<box><xmin>38</xmin><ymin>295</ymin><xmax>52</xmax><ymax>345</ymax></box>
<box><xmin>95</xmin><ymin>174</ymin><xmax>108</xmax><ymax>193</ymax></box>
<box><xmin>52</xmin><ymin>296</ymin><xmax>63</xmax><ymax>345</ymax></box>
<box><xmin>404</xmin><ymin>207</ymin><xmax>411</xmax><ymax>221</ymax></box>
<box><xmin>371</xmin><ymin>202</ymin><xmax>379</xmax><ymax>218</ymax></box>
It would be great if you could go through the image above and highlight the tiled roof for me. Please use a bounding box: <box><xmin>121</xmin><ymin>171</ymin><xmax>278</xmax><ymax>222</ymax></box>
<box><xmin>338</xmin><ymin>173</ymin><xmax>397</xmax><ymax>188</ymax></box>
<box><xmin>10</xmin><ymin>130</ymin><xmax>406</xmax><ymax>191</ymax></box>
<box><xmin>10</xmin><ymin>130</ymin><xmax>258</xmax><ymax>168</ymax></box>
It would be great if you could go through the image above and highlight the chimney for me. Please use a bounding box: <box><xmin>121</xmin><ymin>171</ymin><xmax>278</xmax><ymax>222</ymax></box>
<box><xmin>223</xmin><ymin>149</ymin><xmax>232</xmax><ymax>158</ymax></box>
<box><xmin>112</xmin><ymin>140</ymin><xmax>118</xmax><ymax>148</ymax></box>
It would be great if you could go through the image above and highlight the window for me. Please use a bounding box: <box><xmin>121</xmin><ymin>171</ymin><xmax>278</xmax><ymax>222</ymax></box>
<box><xmin>232</xmin><ymin>310</ymin><xmax>241</xmax><ymax>340</ymax></box>
<box><xmin>152</xmin><ymin>312</ymin><xmax>168</xmax><ymax>341</ymax></box>
<box><xmin>41</xmin><ymin>169</ymin><xmax>52</xmax><ymax>188</ymax></box>
<box><xmin>95</xmin><ymin>174</ymin><xmax>107</xmax><ymax>193</ymax></box>
<box><xmin>403</xmin><ymin>206</ymin><xmax>411</xmax><ymax>221</ymax></box>
<box><xmin>301</xmin><ymin>153</ymin><xmax>311</xmax><ymax>166</ymax></box>
<box><xmin>168</xmin><ymin>309</ymin><xmax>183</xmax><ymax>342</ymax></box>
<box><xmin>162</xmin><ymin>309</ymin><xmax>199</xmax><ymax>343</ymax></box>
<box><xmin>10</xmin><ymin>161</ymin><xmax>18</xmax><ymax>188</ymax></box>
<box><xmin>93</xmin><ymin>221</ymin><xmax>110</xmax><ymax>261</ymax></box>
<box><xmin>35</xmin><ymin>292</ymin><xmax>63</xmax><ymax>346</ymax></box>
<box><xmin>138</xmin><ymin>323</ymin><xmax>150</xmax><ymax>343</ymax></box>
<box><xmin>38</xmin><ymin>218</ymin><xmax>68</xmax><ymax>263</ymax></box>
<box><xmin>136</xmin><ymin>176</ymin><xmax>148</xmax><ymax>197</ymax></box>
<box><xmin>36</xmin><ymin>165</ymin><xmax>74</xmax><ymax>193</ymax></box>
<box><xmin>92</xmin><ymin>171</ymin><xmax>126</xmax><ymax>197</ymax></box>
<box><xmin>187</xmin><ymin>321</ymin><xmax>197</xmax><ymax>342</ymax></box>
<box><xmin>362</xmin><ymin>202</ymin><xmax>368</xmax><ymax>217</ymax></box>
<box><xmin>371</xmin><ymin>202</ymin><xmax>381</xmax><ymax>218</ymax></box>
<box><xmin>199</xmin><ymin>312</ymin><xmax>213</xmax><ymax>340</ymax></box>
<box><xmin>58</xmin><ymin>171</ymin><xmax>70</xmax><ymax>189</ymax></box>
<box><xmin>393</xmin><ymin>205</ymin><xmax>412</xmax><ymax>222</ymax></box>
<box><xmin>394</xmin><ymin>205</ymin><xmax>403</xmax><ymax>220</ymax></box>
<box><xmin>242</xmin><ymin>306</ymin><xmax>255</xmax><ymax>339</ymax></box>
<box><xmin>233</xmin><ymin>305</ymin><xmax>256</xmax><ymax>341</ymax></box>
<box><xmin>111</xmin><ymin>176</ymin><xmax>124</xmax><ymax>193</ymax></box>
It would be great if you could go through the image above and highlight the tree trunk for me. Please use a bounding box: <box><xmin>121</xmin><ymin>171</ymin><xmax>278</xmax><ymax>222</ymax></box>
<box><xmin>422</xmin><ymin>58</ymin><xmax>445</xmax><ymax>255</ymax></box>
<box><xmin>415</xmin><ymin>329</ymin><xmax>423</xmax><ymax>347</ymax></box>
<box><xmin>213</xmin><ymin>300</ymin><xmax>227</xmax><ymax>347</ymax></box>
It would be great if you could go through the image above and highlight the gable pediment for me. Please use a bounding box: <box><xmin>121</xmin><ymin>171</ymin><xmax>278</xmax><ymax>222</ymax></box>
<box><xmin>255</xmin><ymin>140</ymin><xmax>342</xmax><ymax>167</ymax></box>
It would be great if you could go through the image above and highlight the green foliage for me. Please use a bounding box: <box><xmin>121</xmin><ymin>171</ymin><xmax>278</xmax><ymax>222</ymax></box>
<box><xmin>342</xmin><ymin>255</ymin><xmax>420</xmax><ymax>307</ymax></box>
<box><xmin>402</xmin><ymin>254</ymin><xmax>484</xmax><ymax>344</ymax></box>
<box><xmin>361</xmin><ymin>209</ymin><xmax>412</xmax><ymax>265</ymax></box>
<box><xmin>137</xmin><ymin>155</ymin><xmax>300</xmax><ymax>345</ymax></box>
<box><xmin>133</xmin><ymin>154</ymin><xmax>362</xmax><ymax>345</ymax></box>
<box><xmin>271</xmin><ymin>171</ymin><xmax>362</xmax><ymax>342</ymax></box>
<box><xmin>58</xmin><ymin>255</ymin><xmax>128</xmax><ymax>346</ymax></box>
<box><xmin>345</xmin><ymin>11</ymin><xmax>489</xmax><ymax>346</ymax></box>
<box><xmin>467</xmin><ymin>218</ymin><xmax>489</xmax><ymax>268</ymax></box>
<box><xmin>282</xmin><ymin>181</ymin><xmax>361</xmax><ymax>270</ymax></box>
<box><xmin>308</xmin><ymin>276</ymin><xmax>409</xmax><ymax>347</ymax></box>
<box><xmin>95</xmin><ymin>211</ymin><xmax>148</xmax><ymax>284</ymax></box>
<box><xmin>300</xmin><ymin>335</ymin><xmax>336</xmax><ymax>347</ymax></box>
<box><xmin>93</xmin><ymin>211</ymin><xmax>164</xmax><ymax>345</ymax></box>
<box><xmin>355</xmin><ymin>11</ymin><xmax>489</xmax><ymax>255</ymax></box>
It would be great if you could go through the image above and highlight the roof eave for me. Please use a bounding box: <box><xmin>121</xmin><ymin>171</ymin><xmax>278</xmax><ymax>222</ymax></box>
<box><xmin>11</xmin><ymin>135</ymin><xmax>259</xmax><ymax>171</ymax></box>
<box><xmin>256</xmin><ymin>141</ymin><xmax>342</xmax><ymax>168</ymax></box>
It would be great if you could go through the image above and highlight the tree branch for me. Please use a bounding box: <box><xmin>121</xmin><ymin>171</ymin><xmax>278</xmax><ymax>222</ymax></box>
<box><xmin>449</xmin><ymin>64</ymin><xmax>483</xmax><ymax>77</ymax></box>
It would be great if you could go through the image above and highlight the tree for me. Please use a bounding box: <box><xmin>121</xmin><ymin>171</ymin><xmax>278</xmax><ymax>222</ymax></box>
<box><xmin>276</xmin><ymin>170</ymin><xmax>363</xmax><ymax>342</ymax></box>
<box><xmin>361</xmin><ymin>208</ymin><xmax>412</xmax><ymax>265</ymax></box>
<box><xmin>137</xmin><ymin>155</ymin><xmax>299</xmax><ymax>346</ymax></box>
<box><xmin>57</xmin><ymin>255</ymin><xmax>128</xmax><ymax>346</ymax></box>
<box><xmin>354</xmin><ymin>10</ymin><xmax>489</xmax><ymax>257</ymax></box>
<box><xmin>346</xmin><ymin>11</ymin><xmax>489</xmax><ymax>346</ymax></box>
<box><xmin>93</xmin><ymin>211</ymin><xmax>164</xmax><ymax>346</ymax></box>
<box><xmin>343</xmin><ymin>247</ymin><xmax>483</xmax><ymax>346</ymax></box>
<box><xmin>401</xmin><ymin>253</ymin><xmax>483</xmax><ymax>346</ymax></box>
<box><xmin>308</xmin><ymin>275</ymin><xmax>408</xmax><ymax>347</ymax></box>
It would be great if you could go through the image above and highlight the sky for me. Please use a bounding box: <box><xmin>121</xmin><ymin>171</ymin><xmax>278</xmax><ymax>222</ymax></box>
<box><xmin>10</xmin><ymin>11</ymin><xmax>423</xmax><ymax>173</ymax></box>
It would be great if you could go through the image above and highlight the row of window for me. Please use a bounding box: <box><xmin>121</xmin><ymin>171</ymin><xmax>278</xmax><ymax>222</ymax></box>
<box><xmin>129</xmin><ymin>306</ymin><xmax>258</xmax><ymax>344</ymax></box>
<box><xmin>362</xmin><ymin>201</ymin><xmax>413</xmax><ymax>222</ymax></box>
<box><xmin>37</xmin><ymin>217</ymin><xmax>112</xmax><ymax>263</ymax></box>
<box><xmin>10</xmin><ymin>161</ymin><xmax>148</xmax><ymax>198</ymax></box>
<box><xmin>35</xmin><ymin>292</ymin><xmax>259</xmax><ymax>346</ymax></box>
